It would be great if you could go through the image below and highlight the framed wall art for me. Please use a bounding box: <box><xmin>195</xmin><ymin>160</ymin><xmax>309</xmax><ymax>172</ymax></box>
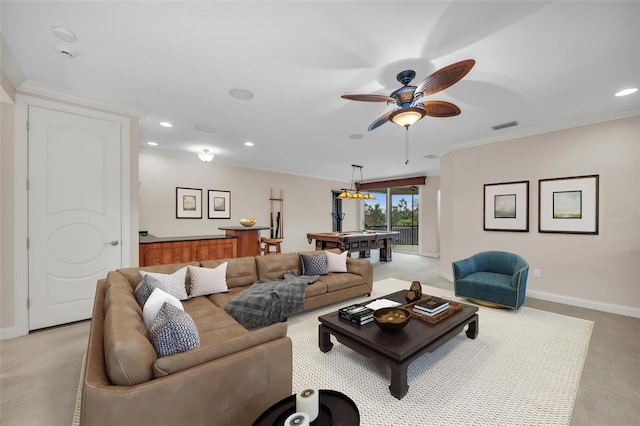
<box><xmin>176</xmin><ymin>187</ymin><xmax>202</xmax><ymax>219</ymax></box>
<box><xmin>208</xmin><ymin>190</ymin><xmax>231</xmax><ymax>219</ymax></box>
<box><xmin>484</xmin><ymin>180</ymin><xmax>529</xmax><ymax>232</ymax></box>
<box><xmin>538</xmin><ymin>175</ymin><xmax>599</xmax><ymax>234</ymax></box>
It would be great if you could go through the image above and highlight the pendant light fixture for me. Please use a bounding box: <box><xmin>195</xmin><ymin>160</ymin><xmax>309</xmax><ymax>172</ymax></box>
<box><xmin>337</xmin><ymin>164</ymin><xmax>376</xmax><ymax>200</ymax></box>
<box><xmin>197</xmin><ymin>149</ymin><xmax>214</xmax><ymax>162</ymax></box>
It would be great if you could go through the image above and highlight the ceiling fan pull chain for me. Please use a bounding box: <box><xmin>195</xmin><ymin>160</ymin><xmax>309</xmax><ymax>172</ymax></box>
<box><xmin>405</xmin><ymin>126</ymin><xmax>409</xmax><ymax>165</ymax></box>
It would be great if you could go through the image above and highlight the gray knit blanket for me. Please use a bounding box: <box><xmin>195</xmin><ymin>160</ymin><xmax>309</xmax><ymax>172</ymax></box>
<box><xmin>224</xmin><ymin>271</ymin><xmax>319</xmax><ymax>329</ymax></box>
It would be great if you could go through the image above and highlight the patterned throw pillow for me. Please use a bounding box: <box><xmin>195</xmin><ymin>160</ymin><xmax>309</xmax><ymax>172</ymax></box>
<box><xmin>142</xmin><ymin>287</ymin><xmax>184</xmax><ymax>330</ymax></box>
<box><xmin>300</xmin><ymin>252</ymin><xmax>328</xmax><ymax>276</ymax></box>
<box><xmin>139</xmin><ymin>267</ymin><xmax>188</xmax><ymax>300</ymax></box>
<box><xmin>149</xmin><ymin>302</ymin><xmax>200</xmax><ymax>358</ymax></box>
<box><xmin>134</xmin><ymin>274</ymin><xmax>160</xmax><ymax>307</ymax></box>
<box><xmin>326</xmin><ymin>250</ymin><xmax>348</xmax><ymax>273</ymax></box>
<box><xmin>188</xmin><ymin>263</ymin><xmax>228</xmax><ymax>297</ymax></box>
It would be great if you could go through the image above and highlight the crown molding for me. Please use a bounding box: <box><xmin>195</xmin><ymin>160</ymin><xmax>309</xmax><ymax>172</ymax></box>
<box><xmin>16</xmin><ymin>80</ymin><xmax>147</xmax><ymax>118</ymax></box>
<box><xmin>439</xmin><ymin>108</ymin><xmax>640</xmax><ymax>158</ymax></box>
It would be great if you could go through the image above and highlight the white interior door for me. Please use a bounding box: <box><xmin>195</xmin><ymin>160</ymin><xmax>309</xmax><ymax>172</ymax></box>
<box><xmin>28</xmin><ymin>106</ymin><xmax>123</xmax><ymax>330</ymax></box>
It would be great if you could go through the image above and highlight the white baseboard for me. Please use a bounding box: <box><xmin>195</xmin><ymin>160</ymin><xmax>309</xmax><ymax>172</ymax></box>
<box><xmin>438</xmin><ymin>271</ymin><xmax>640</xmax><ymax>318</ymax></box>
<box><xmin>0</xmin><ymin>326</ymin><xmax>18</xmax><ymax>341</ymax></box>
<box><xmin>420</xmin><ymin>252</ymin><xmax>440</xmax><ymax>259</ymax></box>
<box><xmin>526</xmin><ymin>289</ymin><xmax>640</xmax><ymax>319</ymax></box>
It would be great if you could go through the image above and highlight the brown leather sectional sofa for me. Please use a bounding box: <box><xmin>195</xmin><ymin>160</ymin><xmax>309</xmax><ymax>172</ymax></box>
<box><xmin>81</xmin><ymin>249</ymin><xmax>373</xmax><ymax>426</ymax></box>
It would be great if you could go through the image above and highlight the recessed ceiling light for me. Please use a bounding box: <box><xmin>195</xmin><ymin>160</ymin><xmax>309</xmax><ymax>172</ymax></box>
<box><xmin>159</xmin><ymin>122</ymin><xmax>173</xmax><ymax>128</ymax></box>
<box><xmin>615</xmin><ymin>88</ymin><xmax>638</xmax><ymax>97</ymax></box>
<box><xmin>244</xmin><ymin>141</ymin><xmax>254</xmax><ymax>147</ymax></box>
<box><xmin>229</xmin><ymin>88</ymin><xmax>253</xmax><ymax>100</ymax></box>
<box><xmin>147</xmin><ymin>141</ymin><xmax>158</xmax><ymax>146</ymax></box>
<box><xmin>349</xmin><ymin>134</ymin><xmax>364</xmax><ymax>140</ymax></box>
<box><xmin>52</xmin><ymin>26</ymin><xmax>76</xmax><ymax>43</ymax></box>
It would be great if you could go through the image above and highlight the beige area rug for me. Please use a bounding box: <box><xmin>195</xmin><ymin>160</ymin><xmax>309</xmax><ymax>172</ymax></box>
<box><xmin>288</xmin><ymin>278</ymin><xmax>593</xmax><ymax>426</ymax></box>
<box><xmin>73</xmin><ymin>278</ymin><xmax>593</xmax><ymax>426</ymax></box>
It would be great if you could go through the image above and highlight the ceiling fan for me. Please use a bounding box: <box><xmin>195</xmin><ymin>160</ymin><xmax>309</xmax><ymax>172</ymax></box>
<box><xmin>341</xmin><ymin>59</ymin><xmax>475</xmax><ymax>131</ymax></box>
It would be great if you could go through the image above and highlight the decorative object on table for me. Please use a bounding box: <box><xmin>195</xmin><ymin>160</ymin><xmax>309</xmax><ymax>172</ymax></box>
<box><xmin>404</xmin><ymin>298</ymin><xmax>463</xmax><ymax>324</ymax></box>
<box><xmin>239</xmin><ymin>217</ymin><xmax>256</xmax><ymax>227</ymax></box>
<box><xmin>538</xmin><ymin>174</ymin><xmax>599</xmax><ymax>234</ymax></box>
<box><xmin>483</xmin><ymin>180</ymin><xmax>530</xmax><ymax>232</ymax></box>
<box><xmin>452</xmin><ymin>251</ymin><xmax>529</xmax><ymax>309</ymax></box>
<box><xmin>176</xmin><ymin>187</ymin><xmax>202</xmax><ymax>219</ymax></box>
<box><xmin>207</xmin><ymin>189</ymin><xmax>231</xmax><ymax>219</ymax></box>
<box><xmin>296</xmin><ymin>388</ymin><xmax>319</xmax><ymax>422</ymax></box>
<box><xmin>372</xmin><ymin>307</ymin><xmax>411</xmax><ymax>331</ymax></box>
<box><xmin>284</xmin><ymin>412</ymin><xmax>309</xmax><ymax>426</ymax></box>
<box><xmin>339</xmin><ymin>304</ymin><xmax>374</xmax><ymax>326</ymax></box>
<box><xmin>412</xmin><ymin>296</ymin><xmax>450</xmax><ymax>317</ymax></box>
<box><xmin>404</xmin><ymin>280</ymin><xmax>422</xmax><ymax>303</ymax></box>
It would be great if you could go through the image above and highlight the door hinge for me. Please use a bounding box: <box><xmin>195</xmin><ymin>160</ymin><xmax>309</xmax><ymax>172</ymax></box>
<box><xmin>26</xmin><ymin>179</ymin><xmax>30</xmax><ymax>190</ymax></box>
<box><xmin>26</xmin><ymin>120</ymin><xmax>29</xmax><ymax>131</ymax></box>
<box><xmin>26</xmin><ymin>238</ymin><xmax>30</xmax><ymax>250</ymax></box>
<box><xmin>27</xmin><ymin>297</ymin><xmax>30</xmax><ymax>309</ymax></box>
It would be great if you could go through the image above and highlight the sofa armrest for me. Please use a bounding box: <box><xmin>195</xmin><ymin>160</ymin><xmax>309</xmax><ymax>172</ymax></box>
<box><xmin>346</xmin><ymin>256</ymin><xmax>373</xmax><ymax>291</ymax></box>
<box><xmin>452</xmin><ymin>257</ymin><xmax>476</xmax><ymax>280</ymax></box>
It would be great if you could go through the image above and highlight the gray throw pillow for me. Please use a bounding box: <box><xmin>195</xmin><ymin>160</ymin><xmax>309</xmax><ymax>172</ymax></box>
<box><xmin>300</xmin><ymin>252</ymin><xmax>328</xmax><ymax>276</ymax></box>
<box><xmin>139</xmin><ymin>267</ymin><xmax>189</xmax><ymax>300</ymax></box>
<box><xmin>149</xmin><ymin>302</ymin><xmax>200</xmax><ymax>358</ymax></box>
<box><xmin>134</xmin><ymin>275</ymin><xmax>160</xmax><ymax>308</ymax></box>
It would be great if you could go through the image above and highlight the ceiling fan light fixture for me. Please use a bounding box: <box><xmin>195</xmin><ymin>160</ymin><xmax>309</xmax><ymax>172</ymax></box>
<box><xmin>390</xmin><ymin>107</ymin><xmax>426</xmax><ymax>127</ymax></box>
<box><xmin>197</xmin><ymin>149</ymin><xmax>214</xmax><ymax>162</ymax></box>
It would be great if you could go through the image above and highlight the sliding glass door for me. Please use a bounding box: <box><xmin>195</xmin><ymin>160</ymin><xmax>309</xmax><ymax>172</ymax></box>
<box><xmin>364</xmin><ymin>186</ymin><xmax>419</xmax><ymax>254</ymax></box>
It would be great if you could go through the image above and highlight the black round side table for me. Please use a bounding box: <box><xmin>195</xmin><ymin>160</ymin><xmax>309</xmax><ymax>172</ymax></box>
<box><xmin>253</xmin><ymin>389</ymin><xmax>360</xmax><ymax>426</ymax></box>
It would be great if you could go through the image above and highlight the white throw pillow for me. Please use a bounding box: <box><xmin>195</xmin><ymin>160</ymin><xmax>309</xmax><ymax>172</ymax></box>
<box><xmin>143</xmin><ymin>287</ymin><xmax>184</xmax><ymax>330</ymax></box>
<box><xmin>139</xmin><ymin>267</ymin><xmax>188</xmax><ymax>300</ymax></box>
<box><xmin>326</xmin><ymin>250</ymin><xmax>348</xmax><ymax>273</ymax></box>
<box><xmin>188</xmin><ymin>263</ymin><xmax>229</xmax><ymax>297</ymax></box>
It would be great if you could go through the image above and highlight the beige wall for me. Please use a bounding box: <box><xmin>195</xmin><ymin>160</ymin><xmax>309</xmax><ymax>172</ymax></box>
<box><xmin>421</xmin><ymin>175</ymin><xmax>440</xmax><ymax>256</ymax></box>
<box><xmin>1</xmin><ymin>71</ymin><xmax>16</xmax><ymax>329</ymax></box>
<box><xmin>440</xmin><ymin>116</ymin><xmax>640</xmax><ymax>312</ymax></box>
<box><xmin>139</xmin><ymin>150</ymin><xmax>359</xmax><ymax>253</ymax></box>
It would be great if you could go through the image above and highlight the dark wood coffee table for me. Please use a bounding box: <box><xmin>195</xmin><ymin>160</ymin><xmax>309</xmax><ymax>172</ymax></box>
<box><xmin>318</xmin><ymin>290</ymin><xmax>479</xmax><ymax>399</ymax></box>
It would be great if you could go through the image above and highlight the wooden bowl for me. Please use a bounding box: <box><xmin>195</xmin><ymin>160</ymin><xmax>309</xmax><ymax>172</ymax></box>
<box><xmin>239</xmin><ymin>220</ymin><xmax>256</xmax><ymax>227</ymax></box>
<box><xmin>373</xmin><ymin>307</ymin><xmax>411</xmax><ymax>331</ymax></box>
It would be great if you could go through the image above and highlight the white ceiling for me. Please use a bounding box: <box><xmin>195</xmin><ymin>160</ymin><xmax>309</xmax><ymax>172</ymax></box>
<box><xmin>2</xmin><ymin>1</ymin><xmax>639</xmax><ymax>182</ymax></box>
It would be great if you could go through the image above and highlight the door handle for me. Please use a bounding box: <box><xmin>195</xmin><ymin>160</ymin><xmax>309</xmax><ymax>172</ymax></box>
<box><xmin>105</xmin><ymin>240</ymin><xmax>119</xmax><ymax>246</ymax></box>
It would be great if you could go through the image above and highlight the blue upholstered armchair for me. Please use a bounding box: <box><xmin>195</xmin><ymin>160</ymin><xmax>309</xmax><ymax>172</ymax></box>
<box><xmin>452</xmin><ymin>251</ymin><xmax>529</xmax><ymax>309</ymax></box>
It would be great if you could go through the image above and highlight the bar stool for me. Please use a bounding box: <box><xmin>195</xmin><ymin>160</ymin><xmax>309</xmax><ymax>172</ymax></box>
<box><xmin>261</xmin><ymin>237</ymin><xmax>282</xmax><ymax>255</ymax></box>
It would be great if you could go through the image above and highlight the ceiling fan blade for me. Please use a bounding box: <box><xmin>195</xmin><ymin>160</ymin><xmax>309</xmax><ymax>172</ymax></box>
<box><xmin>414</xmin><ymin>59</ymin><xmax>475</xmax><ymax>97</ymax></box>
<box><xmin>341</xmin><ymin>94</ymin><xmax>396</xmax><ymax>103</ymax></box>
<box><xmin>417</xmin><ymin>100</ymin><xmax>461</xmax><ymax>117</ymax></box>
<box><xmin>367</xmin><ymin>110</ymin><xmax>394</xmax><ymax>131</ymax></box>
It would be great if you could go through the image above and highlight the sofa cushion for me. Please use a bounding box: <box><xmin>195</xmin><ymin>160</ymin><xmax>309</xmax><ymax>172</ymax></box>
<box><xmin>143</xmin><ymin>288</ymin><xmax>184</xmax><ymax>330</ymax></box>
<box><xmin>117</xmin><ymin>262</ymin><xmax>198</xmax><ymax>291</ymax></box>
<box><xmin>140</xmin><ymin>267</ymin><xmax>189</xmax><ymax>300</ymax></box>
<box><xmin>134</xmin><ymin>274</ymin><xmax>160</xmax><ymax>308</ymax></box>
<box><xmin>255</xmin><ymin>252</ymin><xmax>301</xmax><ymax>280</ymax></box>
<box><xmin>326</xmin><ymin>250</ymin><xmax>348</xmax><ymax>272</ymax></box>
<box><xmin>103</xmin><ymin>302</ymin><xmax>157</xmax><ymax>386</ymax></box>
<box><xmin>200</xmin><ymin>257</ymin><xmax>258</xmax><ymax>289</ymax></box>
<box><xmin>153</xmin><ymin>322</ymin><xmax>286</xmax><ymax>378</ymax></box>
<box><xmin>188</xmin><ymin>263</ymin><xmax>229</xmax><ymax>297</ymax></box>
<box><xmin>300</xmin><ymin>252</ymin><xmax>328</xmax><ymax>276</ymax></box>
<box><xmin>149</xmin><ymin>302</ymin><xmax>200</xmax><ymax>358</ymax></box>
<box><xmin>317</xmin><ymin>272</ymin><xmax>366</xmax><ymax>292</ymax></box>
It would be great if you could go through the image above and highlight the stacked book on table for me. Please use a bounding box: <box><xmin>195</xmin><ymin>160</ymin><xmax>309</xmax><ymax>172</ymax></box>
<box><xmin>339</xmin><ymin>304</ymin><xmax>374</xmax><ymax>325</ymax></box>
<box><xmin>413</xmin><ymin>296</ymin><xmax>450</xmax><ymax>317</ymax></box>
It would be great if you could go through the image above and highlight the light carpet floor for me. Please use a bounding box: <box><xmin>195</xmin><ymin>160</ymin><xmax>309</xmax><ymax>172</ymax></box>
<box><xmin>73</xmin><ymin>278</ymin><xmax>593</xmax><ymax>426</ymax></box>
<box><xmin>288</xmin><ymin>278</ymin><xmax>593</xmax><ymax>426</ymax></box>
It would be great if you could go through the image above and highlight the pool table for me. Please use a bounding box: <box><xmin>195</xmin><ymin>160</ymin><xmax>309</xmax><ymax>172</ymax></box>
<box><xmin>306</xmin><ymin>231</ymin><xmax>400</xmax><ymax>261</ymax></box>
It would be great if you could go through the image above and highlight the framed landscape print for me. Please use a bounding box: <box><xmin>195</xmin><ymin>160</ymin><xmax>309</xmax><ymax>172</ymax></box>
<box><xmin>484</xmin><ymin>181</ymin><xmax>529</xmax><ymax>232</ymax></box>
<box><xmin>176</xmin><ymin>187</ymin><xmax>202</xmax><ymax>219</ymax></box>
<box><xmin>208</xmin><ymin>190</ymin><xmax>231</xmax><ymax>219</ymax></box>
<box><xmin>538</xmin><ymin>175</ymin><xmax>599</xmax><ymax>234</ymax></box>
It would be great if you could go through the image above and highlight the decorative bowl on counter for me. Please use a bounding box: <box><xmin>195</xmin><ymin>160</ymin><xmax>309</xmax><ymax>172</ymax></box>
<box><xmin>239</xmin><ymin>218</ymin><xmax>256</xmax><ymax>227</ymax></box>
<box><xmin>373</xmin><ymin>307</ymin><xmax>411</xmax><ymax>331</ymax></box>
